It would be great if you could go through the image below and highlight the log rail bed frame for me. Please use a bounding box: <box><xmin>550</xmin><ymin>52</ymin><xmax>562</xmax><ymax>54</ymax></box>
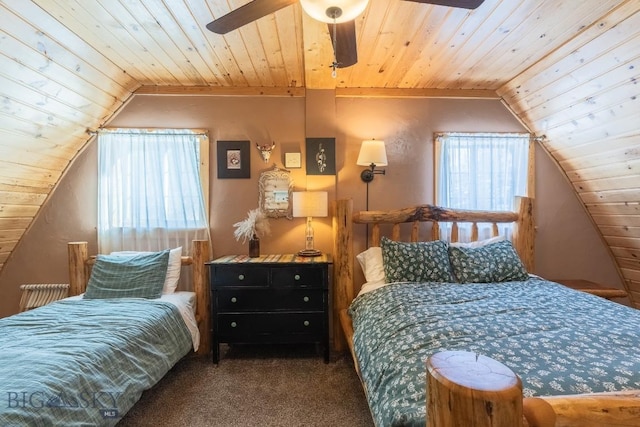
<box><xmin>67</xmin><ymin>240</ymin><xmax>211</xmax><ymax>356</ymax></box>
<box><xmin>332</xmin><ymin>197</ymin><xmax>640</xmax><ymax>427</ymax></box>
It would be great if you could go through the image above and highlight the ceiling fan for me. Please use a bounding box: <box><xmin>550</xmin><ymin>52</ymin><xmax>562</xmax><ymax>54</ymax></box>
<box><xmin>206</xmin><ymin>0</ymin><xmax>485</xmax><ymax>71</ymax></box>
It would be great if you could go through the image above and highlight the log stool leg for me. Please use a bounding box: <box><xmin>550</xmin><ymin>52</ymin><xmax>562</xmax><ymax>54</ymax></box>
<box><xmin>427</xmin><ymin>350</ymin><xmax>524</xmax><ymax>427</ymax></box>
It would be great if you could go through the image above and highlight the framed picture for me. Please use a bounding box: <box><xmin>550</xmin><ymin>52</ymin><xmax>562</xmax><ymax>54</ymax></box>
<box><xmin>217</xmin><ymin>140</ymin><xmax>250</xmax><ymax>179</ymax></box>
<box><xmin>285</xmin><ymin>152</ymin><xmax>301</xmax><ymax>169</ymax></box>
<box><xmin>305</xmin><ymin>137</ymin><xmax>336</xmax><ymax>175</ymax></box>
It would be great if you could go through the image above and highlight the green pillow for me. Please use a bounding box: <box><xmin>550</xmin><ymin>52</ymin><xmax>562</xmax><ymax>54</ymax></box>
<box><xmin>381</xmin><ymin>237</ymin><xmax>453</xmax><ymax>283</ymax></box>
<box><xmin>84</xmin><ymin>250</ymin><xmax>169</xmax><ymax>299</ymax></box>
<box><xmin>448</xmin><ymin>240</ymin><xmax>529</xmax><ymax>283</ymax></box>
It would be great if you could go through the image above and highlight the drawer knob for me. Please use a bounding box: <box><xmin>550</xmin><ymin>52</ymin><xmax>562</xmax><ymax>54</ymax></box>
<box><xmin>303</xmin><ymin>320</ymin><xmax>310</xmax><ymax>327</ymax></box>
<box><xmin>238</xmin><ymin>274</ymin><xmax>245</xmax><ymax>280</ymax></box>
<box><xmin>294</xmin><ymin>274</ymin><xmax>301</xmax><ymax>280</ymax></box>
<box><xmin>231</xmin><ymin>297</ymin><xmax>237</xmax><ymax>303</ymax></box>
<box><xmin>230</xmin><ymin>322</ymin><xmax>237</xmax><ymax>328</ymax></box>
<box><xmin>303</xmin><ymin>296</ymin><xmax>310</xmax><ymax>302</ymax></box>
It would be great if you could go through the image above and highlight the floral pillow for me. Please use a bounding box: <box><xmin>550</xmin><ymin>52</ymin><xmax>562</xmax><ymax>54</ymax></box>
<box><xmin>448</xmin><ymin>239</ymin><xmax>529</xmax><ymax>283</ymax></box>
<box><xmin>381</xmin><ymin>237</ymin><xmax>453</xmax><ymax>283</ymax></box>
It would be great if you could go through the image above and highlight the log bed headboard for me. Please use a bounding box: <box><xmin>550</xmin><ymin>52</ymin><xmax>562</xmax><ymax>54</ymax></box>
<box><xmin>67</xmin><ymin>240</ymin><xmax>210</xmax><ymax>356</ymax></box>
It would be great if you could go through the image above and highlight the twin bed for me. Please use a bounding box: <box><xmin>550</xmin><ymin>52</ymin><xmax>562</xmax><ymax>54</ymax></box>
<box><xmin>333</xmin><ymin>197</ymin><xmax>640</xmax><ymax>426</ymax></box>
<box><xmin>0</xmin><ymin>240</ymin><xmax>209</xmax><ymax>426</ymax></box>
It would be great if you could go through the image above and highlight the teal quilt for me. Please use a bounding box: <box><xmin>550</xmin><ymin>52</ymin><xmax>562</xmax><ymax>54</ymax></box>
<box><xmin>0</xmin><ymin>298</ymin><xmax>193</xmax><ymax>426</ymax></box>
<box><xmin>349</xmin><ymin>278</ymin><xmax>640</xmax><ymax>427</ymax></box>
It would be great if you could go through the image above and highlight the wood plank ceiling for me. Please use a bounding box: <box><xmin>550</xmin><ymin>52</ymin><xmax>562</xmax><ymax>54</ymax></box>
<box><xmin>0</xmin><ymin>0</ymin><xmax>638</xmax><ymax>304</ymax></box>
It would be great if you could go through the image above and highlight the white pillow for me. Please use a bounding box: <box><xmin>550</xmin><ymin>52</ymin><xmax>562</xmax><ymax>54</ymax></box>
<box><xmin>449</xmin><ymin>235</ymin><xmax>506</xmax><ymax>248</ymax></box>
<box><xmin>356</xmin><ymin>246</ymin><xmax>385</xmax><ymax>284</ymax></box>
<box><xmin>110</xmin><ymin>246</ymin><xmax>182</xmax><ymax>294</ymax></box>
<box><xmin>164</xmin><ymin>247</ymin><xmax>183</xmax><ymax>293</ymax></box>
<box><xmin>356</xmin><ymin>247</ymin><xmax>387</xmax><ymax>296</ymax></box>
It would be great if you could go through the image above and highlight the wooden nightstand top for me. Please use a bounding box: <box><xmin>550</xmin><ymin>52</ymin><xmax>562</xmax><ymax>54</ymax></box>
<box><xmin>209</xmin><ymin>253</ymin><xmax>332</xmax><ymax>264</ymax></box>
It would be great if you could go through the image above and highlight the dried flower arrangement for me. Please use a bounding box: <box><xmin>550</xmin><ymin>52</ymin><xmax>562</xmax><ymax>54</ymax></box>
<box><xmin>233</xmin><ymin>208</ymin><xmax>271</xmax><ymax>243</ymax></box>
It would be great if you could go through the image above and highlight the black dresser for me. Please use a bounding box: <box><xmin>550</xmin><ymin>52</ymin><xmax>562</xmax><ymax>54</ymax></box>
<box><xmin>207</xmin><ymin>254</ymin><xmax>331</xmax><ymax>363</ymax></box>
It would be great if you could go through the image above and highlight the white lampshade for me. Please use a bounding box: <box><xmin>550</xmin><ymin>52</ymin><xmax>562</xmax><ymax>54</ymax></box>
<box><xmin>299</xmin><ymin>0</ymin><xmax>369</xmax><ymax>23</ymax></box>
<box><xmin>357</xmin><ymin>139</ymin><xmax>388</xmax><ymax>166</ymax></box>
<box><xmin>292</xmin><ymin>191</ymin><xmax>329</xmax><ymax>218</ymax></box>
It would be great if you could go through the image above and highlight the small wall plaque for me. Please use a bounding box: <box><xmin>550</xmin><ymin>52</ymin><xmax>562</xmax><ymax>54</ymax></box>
<box><xmin>285</xmin><ymin>152</ymin><xmax>301</xmax><ymax>169</ymax></box>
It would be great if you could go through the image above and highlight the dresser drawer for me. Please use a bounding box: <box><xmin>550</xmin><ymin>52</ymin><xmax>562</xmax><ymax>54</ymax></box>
<box><xmin>271</xmin><ymin>266</ymin><xmax>325</xmax><ymax>288</ymax></box>
<box><xmin>217</xmin><ymin>288</ymin><xmax>324</xmax><ymax>311</ymax></box>
<box><xmin>217</xmin><ymin>312</ymin><xmax>325</xmax><ymax>339</ymax></box>
<box><xmin>213</xmin><ymin>265</ymin><xmax>269</xmax><ymax>287</ymax></box>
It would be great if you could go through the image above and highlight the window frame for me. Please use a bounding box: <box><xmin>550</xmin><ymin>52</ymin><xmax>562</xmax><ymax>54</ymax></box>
<box><xmin>433</xmin><ymin>132</ymin><xmax>535</xmax><ymax>241</ymax></box>
<box><xmin>96</xmin><ymin>128</ymin><xmax>210</xmax><ymax>253</ymax></box>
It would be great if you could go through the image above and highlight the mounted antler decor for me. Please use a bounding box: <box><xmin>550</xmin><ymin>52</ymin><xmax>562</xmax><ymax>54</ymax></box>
<box><xmin>256</xmin><ymin>142</ymin><xmax>276</xmax><ymax>163</ymax></box>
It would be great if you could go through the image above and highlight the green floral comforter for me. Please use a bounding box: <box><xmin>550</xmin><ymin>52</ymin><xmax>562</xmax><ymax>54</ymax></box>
<box><xmin>349</xmin><ymin>278</ymin><xmax>640</xmax><ymax>427</ymax></box>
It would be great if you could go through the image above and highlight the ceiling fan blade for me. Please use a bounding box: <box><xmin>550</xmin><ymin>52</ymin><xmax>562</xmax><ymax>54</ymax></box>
<box><xmin>206</xmin><ymin>0</ymin><xmax>297</xmax><ymax>34</ymax></box>
<box><xmin>403</xmin><ymin>0</ymin><xmax>485</xmax><ymax>9</ymax></box>
<box><xmin>329</xmin><ymin>21</ymin><xmax>358</xmax><ymax>68</ymax></box>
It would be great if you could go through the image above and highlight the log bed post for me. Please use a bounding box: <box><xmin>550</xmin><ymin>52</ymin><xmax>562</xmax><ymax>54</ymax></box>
<box><xmin>427</xmin><ymin>349</ymin><xmax>640</xmax><ymax>427</ymax></box>
<box><xmin>192</xmin><ymin>239</ymin><xmax>210</xmax><ymax>356</ymax></box>
<box><xmin>68</xmin><ymin>241</ymin><xmax>88</xmax><ymax>296</ymax></box>
<box><xmin>333</xmin><ymin>199</ymin><xmax>354</xmax><ymax>352</ymax></box>
<box><xmin>513</xmin><ymin>196</ymin><xmax>534</xmax><ymax>272</ymax></box>
<box><xmin>427</xmin><ymin>350</ymin><xmax>526</xmax><ymax>427</ymax></box>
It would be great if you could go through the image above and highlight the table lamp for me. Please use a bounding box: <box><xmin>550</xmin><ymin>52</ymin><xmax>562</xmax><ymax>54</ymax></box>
<box><xmin>292</xmin><ymin>191</ymin><xmax>328</xmax><ymax>257</ymax></box>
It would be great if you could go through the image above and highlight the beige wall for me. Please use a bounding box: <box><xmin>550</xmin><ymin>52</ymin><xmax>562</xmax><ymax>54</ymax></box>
<box><xmin>0</xmin><ymin>91</ymin><xmax>624</xmax><ymax>317</ymax></box>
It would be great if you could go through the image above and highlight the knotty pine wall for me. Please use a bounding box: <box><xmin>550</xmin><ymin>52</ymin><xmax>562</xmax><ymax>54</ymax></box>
<box><xmin>496</xmin><ymin>2</ymin><xmax>640</xmax><ymax>305</ymax></box>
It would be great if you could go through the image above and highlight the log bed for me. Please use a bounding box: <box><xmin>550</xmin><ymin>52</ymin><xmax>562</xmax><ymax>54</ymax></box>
<box><xmin>332</xmin><ymin>197</ymin><xmax>640</xmax><ymax>426</ymax></box>
<box><xmin>67</xmin><ymin>239</ymin><xmax>211</xmax><ymax>356</ymax></box>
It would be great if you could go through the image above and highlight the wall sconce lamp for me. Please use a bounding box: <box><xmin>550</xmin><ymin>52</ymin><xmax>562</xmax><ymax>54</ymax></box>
<box><xmin>356</xmin><ymin>139</ymin><xmax>388</xmax><ymax>214</ymax></box>
<box><xmin>292</xmin><ymin>191</ymin><xmax>328</xmax><ymax>257</ymax></box>
<box><xmin>357</xmin><ymin>139</ymin><xmax>388</xmax><ymax>183</ymax></box>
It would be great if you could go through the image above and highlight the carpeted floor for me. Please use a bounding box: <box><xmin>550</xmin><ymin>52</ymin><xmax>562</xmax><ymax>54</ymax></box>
<box><xmin>118</xmin><ymin>344</ymin><xmax>374</xmax><ymax>426</ymax></box>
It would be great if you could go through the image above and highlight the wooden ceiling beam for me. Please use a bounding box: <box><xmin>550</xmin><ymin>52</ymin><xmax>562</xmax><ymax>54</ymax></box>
<box><xmin>335</xmin><ymin>87</ymin><xmax>499</xmax><ymax>99</ymax></box>
<box><xmin>134</xmin><ymin>85</ymin><xmax>305</xmax><ymax>97</ymax></box>
<box><xmin>134</xmin><ymin>85</ymin><xmax>498</xmax><ymax>99</ymax></box>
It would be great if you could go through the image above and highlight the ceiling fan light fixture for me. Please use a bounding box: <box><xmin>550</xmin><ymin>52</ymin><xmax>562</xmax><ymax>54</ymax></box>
<box><xmin>300</xmin><ymin>0</ymin><xmax>369</xmax><ymax>23</ymax></box>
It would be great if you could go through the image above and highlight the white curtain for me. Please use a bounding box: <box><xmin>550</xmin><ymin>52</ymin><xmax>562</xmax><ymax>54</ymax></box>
<box><xmin>436</xmin><ymin>132</ymin><xmax>530</xmax><ymax>242</ymax></box>
<box><xmin>97</xmin><ymin>128</ymin><xmax>210</xmax><ymax>255</ymax></box>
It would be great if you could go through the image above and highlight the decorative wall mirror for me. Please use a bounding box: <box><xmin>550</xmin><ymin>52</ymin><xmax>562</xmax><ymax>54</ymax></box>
<box><xmin>259</xmin><ymin>165</ymin><xmax>293</xmax><ymax>219</ymax></box>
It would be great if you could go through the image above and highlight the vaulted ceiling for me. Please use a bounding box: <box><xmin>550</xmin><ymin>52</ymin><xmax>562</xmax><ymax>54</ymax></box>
<box><xmin>0</xmin><ymin>1</ymin><xmax>638</xmax><ymax>303</ymax></box>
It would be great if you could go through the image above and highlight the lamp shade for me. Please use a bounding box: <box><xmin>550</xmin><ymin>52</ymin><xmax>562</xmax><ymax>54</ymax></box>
<box><xmin>292</xmin><ymin>191</ymin><xmax>328</xmax><ymax>218</ymax></box>
<box><xmin>299</xmin><ymin>0</ymin><xmax>369</xmax><ymax>23</ymax></box>
<box><xmin>357</xmin><ymin>139</ymin><xmax>388</xmax><ymax>166</ymax></box>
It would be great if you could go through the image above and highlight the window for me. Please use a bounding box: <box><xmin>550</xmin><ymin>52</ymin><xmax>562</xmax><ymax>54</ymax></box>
<box><xmin>435</xmin><ymin>132</ymin><xmax>531</xmax><ymax>241</ymax></box>
<box><xmin>97</xmin><ymin>128</ymin><xmax>210</xmax><ymax>254</ymax></box>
